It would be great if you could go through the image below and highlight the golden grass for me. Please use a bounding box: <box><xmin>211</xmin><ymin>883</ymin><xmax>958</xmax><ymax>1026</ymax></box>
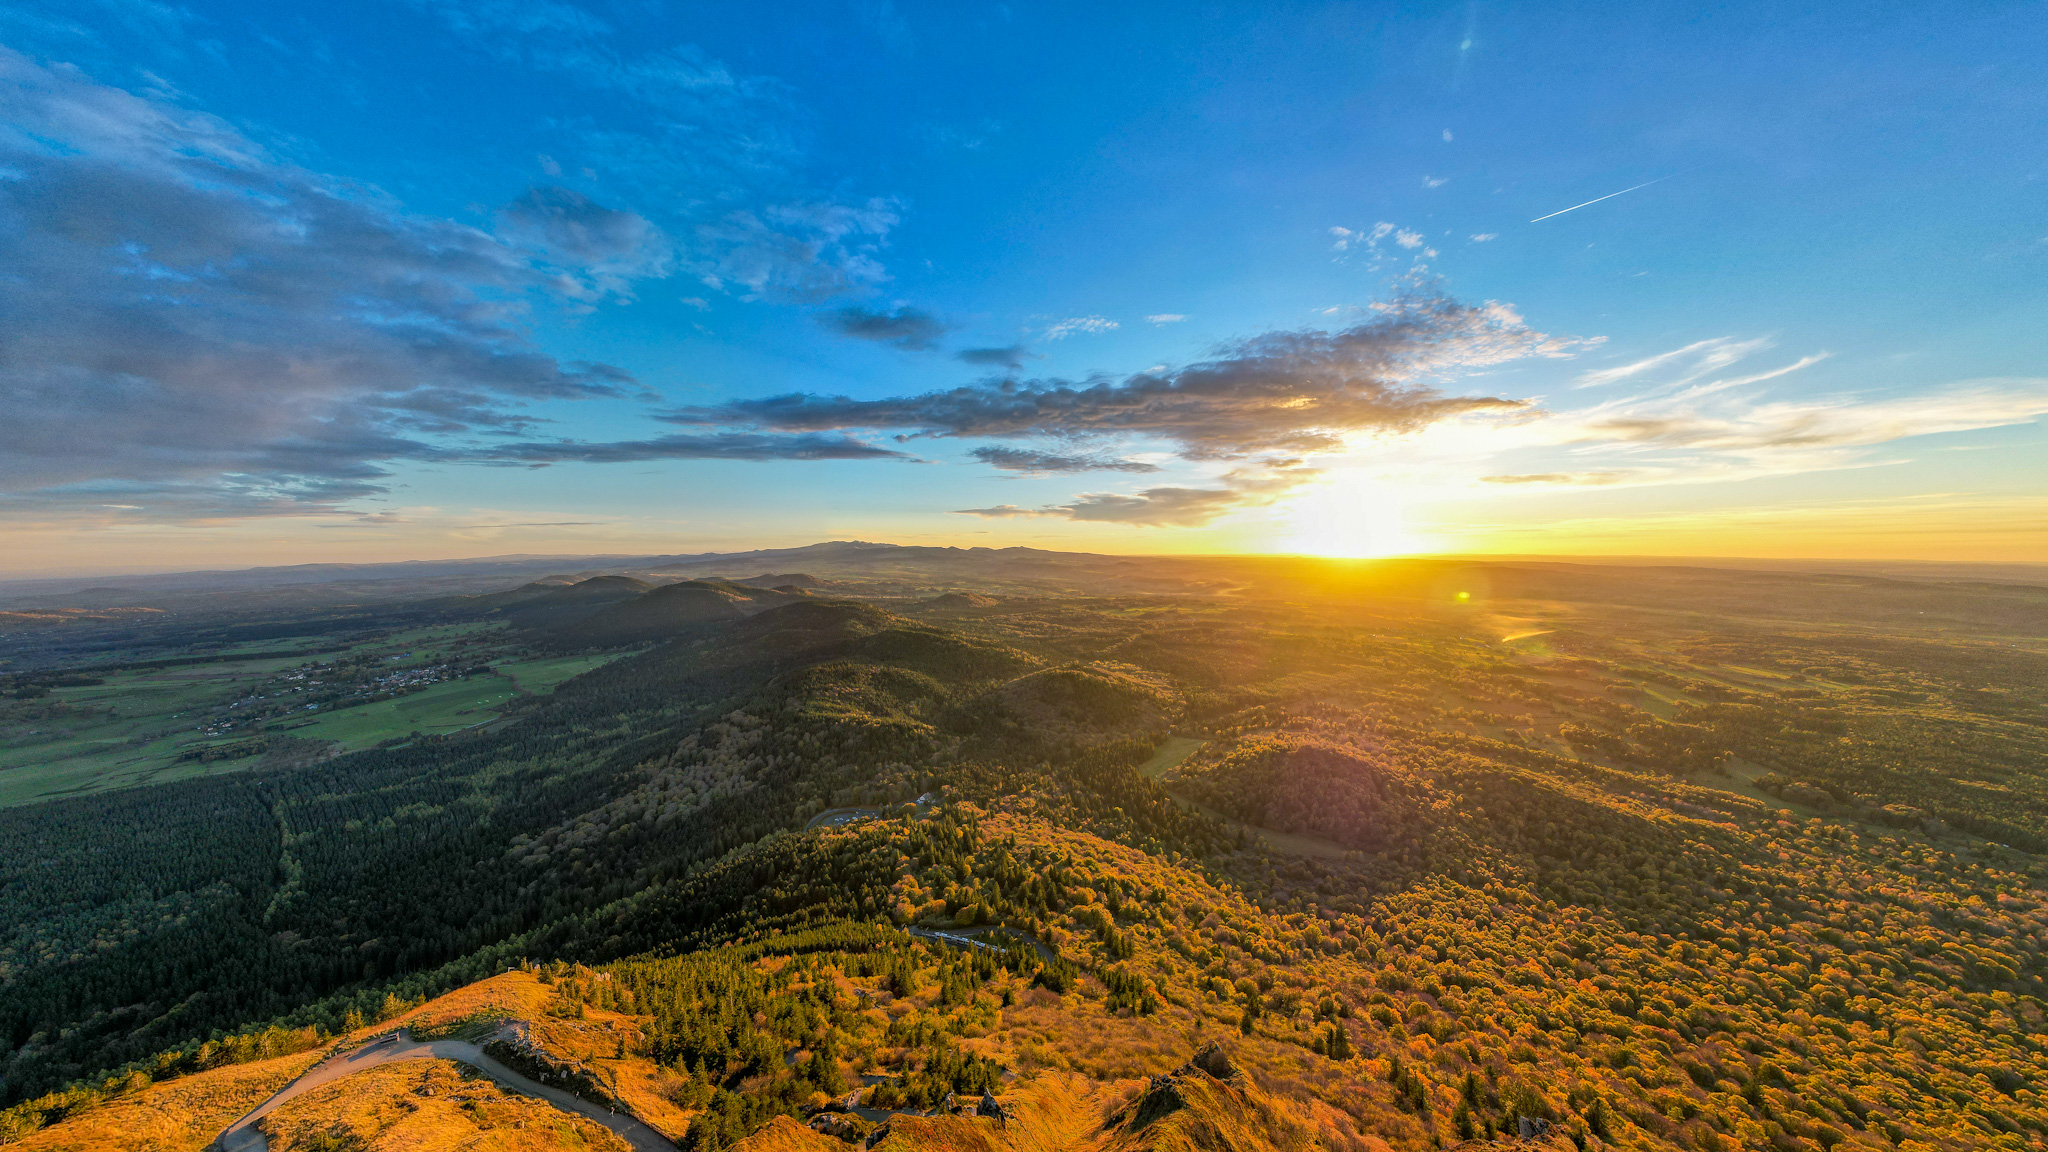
<box><xmin>13</xmin><ymin>1049</ymin><xmax>325</xmax><ymax>1152</ymax></box>
<box><xmin>382</xmin><ymin>970</ymin><xmax>554</xmax><ymax>1041</ymax></box>
<box><xmin>257</xmin><ymin>1058</ymin><xmax>631</xmax><ymax>1152</ymax></box>
<box><xmin>732</xmin><ymin>1115</ymin><xmax>841</xmax><ymax>1152</ymax></box>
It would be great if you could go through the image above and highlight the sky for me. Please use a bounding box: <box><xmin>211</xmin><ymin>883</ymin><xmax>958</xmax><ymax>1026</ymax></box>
<box><xmin>2</xmin><ymin>0</ymin><xmax>2045</xmax><ymax>576</ymax></box>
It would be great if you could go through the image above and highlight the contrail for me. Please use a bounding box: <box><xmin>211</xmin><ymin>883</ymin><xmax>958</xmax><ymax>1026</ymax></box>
<box><xmin>1529</xmin><ymin>172</ymin><xmax>1686</xmax><ymax>222</ymax></box>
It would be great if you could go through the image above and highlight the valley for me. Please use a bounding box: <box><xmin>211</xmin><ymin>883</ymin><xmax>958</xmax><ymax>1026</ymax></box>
<box><xmin>1</xmin><ymin>545</ymin><xmax>2045</xmax><ymax>1152</ymax></box>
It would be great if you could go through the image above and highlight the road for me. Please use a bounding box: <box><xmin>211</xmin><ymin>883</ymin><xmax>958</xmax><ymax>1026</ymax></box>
<box><xmin>209</xmin><ymin>1029</ymin><xmax>678</xmax><ymax>1152</ymax></box>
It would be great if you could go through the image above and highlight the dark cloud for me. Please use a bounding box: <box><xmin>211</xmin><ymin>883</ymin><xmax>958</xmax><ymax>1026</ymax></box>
<box><xmin>821</xmin><ymin>305</ymin><xmax>948</xmax><ymax>351</ymax></box>
<box><xmin>970</xmin><ymin>447</ymin><xmax>1159</xmax><ymax>475</ymax></box>
<box><xmin>456</xmin><ymin>432</ymin><xmax>912</xmax><ymax>465</ymax></box>
<box><xmin>676</xmin><ymin>294</ymin><xmax>1568</xmax><ymax>460</ymax></box>
<box><xmin>955</xmin><ymin>345</ymin><xmax>1034</xmax><ymax>369</ymax></box>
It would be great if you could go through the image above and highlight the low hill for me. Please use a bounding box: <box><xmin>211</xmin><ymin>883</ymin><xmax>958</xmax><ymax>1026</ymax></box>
<box><xmin>557</xmin><ymin>580</ymin><xmax>751</xmax><ymax>645</ymax></box>
<box><xmin>731</xmin><ymin>573</ymin><xmax>828</xmax><ymax>590</ymax></box>
<box><xmin>983</xmin><ymin>663</ymin><xmax>1175</xmax><ymax>746</ymax></box>
<box><xmin>494</xmin><ymin>575</ymin><xmax>654</xmax><ymax>631</ymax></box>
<box><xmin>1168</xmin><ymin>735</ymin><xmax>1411</xmax><ymax>849</ymax></box>
<box><xmin>915</xmin><ymin>592</ymin><xmax>1000</xmax><ymax>610</ymax></box>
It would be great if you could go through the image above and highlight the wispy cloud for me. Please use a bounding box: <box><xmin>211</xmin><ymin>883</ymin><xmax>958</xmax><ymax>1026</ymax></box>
<box><xmin>970</xmin><ymin>447</ymin><xmax>1160</xmax><ymax>475</ymax></box>
<box><xmin>954</xmin><ymin>467</ymin><xmax>1313</xmax><ymax>527</ymax></box>
<box><xmin>1042</xmin><ymin>315</ymin><xmax>1118</xmax><ymax>340</ymax></box>
<box><xmin>414</xmin><ymin>0</ymin><xmax>902</xmax><ymax>305</ymax></box>
<box><xmin>1146</xmin><ymin>314</ymin><xmax>1188</xmax><ymax>325</ymax></box>
<box><xmin>455</xmin><ymin>433</ymin><xmax>913</xmax><ymax>465</ymax></box>
<box><xmin>1573</xmin><ymin>337</ymin><xmax>1773</xmax><ymax>389</ymax></box>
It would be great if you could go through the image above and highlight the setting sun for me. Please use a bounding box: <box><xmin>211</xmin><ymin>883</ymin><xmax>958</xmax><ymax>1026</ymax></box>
<box><xmin>1272</xmin><ymin>476</ymin><xmax>1430</xmax><ymax>557</ymax></box>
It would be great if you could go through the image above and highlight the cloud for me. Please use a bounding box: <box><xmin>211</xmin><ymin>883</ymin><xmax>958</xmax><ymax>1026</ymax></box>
<box><xmin>969</xmin><ymin>447</ymin><xmax>1160</xmax><ymax>475</ymax></box>
<box><xmin>1422</xmin><ymin>176</ymin><xmax>1448</xmax><ymax>189</ymax></box>
<box><xmin>1470</xmin><ymin>233</ymin><xmax>1498</xmax><ymax>242</ymax></box>
<box><xmin>669</xmin><ymin>293</ymin><xmax>1579</xmax><ymax>527</ymax></box>
<box><xmin>954</xmin><ymin>488</ymin><xmax>1241</xmax><ymax>526</ymax></box>
<box><xmin>498</xmin><ymin>184</ymin><xmax>673</xmax><ymax>304</ymax></box>
<box><xmin>1572</xmin><ymin>337</ymin><xmax>1772</xmax><ymax>389</ymax></box>
<box><xmin>695</xmin><ymin>200</ymin><xmax>899</xmax><ymax>302</ymax></box>
<box><xmin>821</xmin><ymin>305</ymin><xmax>948</xmax><ymax>351</ymax></box>
<box><xmin>956</xmin><ymin>345</ymin><xmax>1034</xmax><ymax>369</ymax></box>
<box><xmin>0</xmin><ymin>48</ymin><xmax>638</xmax><ymax>518</ymax></box>
<box><xmin>1472</xmin><ymin>331</ymin><xmax>2048</xmax><ymax>492</ymax></box>
<box><xmin>455</xmin><ymin>432</ymin><xmax>913</xmax><ymax>465</ymax></box>
<box><xmin>677</xmin><ymin>292</ymin><xmax>1575</xmax><ymax>462</ymax></box>
<box><xmin>1146</xmin><ymin>314</ymin><xmax>1187</xmax><ymax>325</ymax></box>
<box><xmin>1042</xmin><ymin>315</ymin><xmax>1118</xmax><ymax>339</ymax></box>
<box><xmin>1329</xmin><ymin>223</ymin><xmax>1392</xmax><ymax>253</ymax></box>
<box><xmin>1331</xmin><ymin>222</ymin><xmax>1440</xmax><ymax>267</ymax></box>
<box><xmin>1569</xmin><ymin>388</ymin><xmax>2048</xmax><ymax>455</ymax></box>
<box><xmin>414</xmin><ymin>0</ymin><xmax>902</xmax><ymax>305</ymax></box>
<box><xmin>954</xmin><ymin>466</ymin><xmax>1313</xmax><ymax>526</ymax></box>
<box><xmin>1672</xmin><ymin>353</ymin><xmax>1833</xmax><ymax>400</ymax></box>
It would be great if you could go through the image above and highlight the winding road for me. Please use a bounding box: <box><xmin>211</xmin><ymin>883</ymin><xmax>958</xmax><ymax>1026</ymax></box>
<box><xmin>209</xmin><ymin>1030</ymin><xmax>678</xmax><ymax>1152</ymax></box>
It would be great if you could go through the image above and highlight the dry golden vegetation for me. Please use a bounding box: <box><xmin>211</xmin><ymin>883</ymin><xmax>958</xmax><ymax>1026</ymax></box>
<box><xmin>9</xmin><ymin>1049</ymin><xmax>322</xmax><ymax>1152</ymax></box>
<box><xmin>258</xmin><ymin>1058</ymin><xmax>631</xmax><ymax>1151</ymax></box>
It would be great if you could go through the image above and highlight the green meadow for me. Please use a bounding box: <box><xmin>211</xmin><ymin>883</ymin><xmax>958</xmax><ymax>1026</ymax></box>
<box><xmin>0</xmin><ymin>634</ymin><xmax>630</xmax><ymax>807</ymax></box>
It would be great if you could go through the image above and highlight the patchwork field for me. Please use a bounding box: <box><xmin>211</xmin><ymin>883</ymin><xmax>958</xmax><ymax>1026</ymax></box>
<box><xmin>0</xmin><ymin>625</ymin><xmax>630</xmax><ymax>806</ymax></box>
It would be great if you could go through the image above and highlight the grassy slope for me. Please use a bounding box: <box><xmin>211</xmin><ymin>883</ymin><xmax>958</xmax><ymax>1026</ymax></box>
<box><xmin>258</xmin><ymin>1059</ymin><xmax>632</xmax><ymax>1152</ymax></box>
<box><xmin>9</xmin><ymin>1049</ymin><xmax>324</xmax><ymax>1152</ymax></box>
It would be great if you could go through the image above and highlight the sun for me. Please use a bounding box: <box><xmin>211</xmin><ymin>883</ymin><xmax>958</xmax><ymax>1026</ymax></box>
<box><xmin>1272</xmin><ymin>476</ymin><xmax>1430</xmax><ymax>557</ymax></box>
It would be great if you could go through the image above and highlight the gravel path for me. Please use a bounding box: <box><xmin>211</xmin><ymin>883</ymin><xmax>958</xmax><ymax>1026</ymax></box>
<box><xmin>209</xmin><ymin>1029</ymin><xmax>678</xmax><ymax>1152</ymax></box>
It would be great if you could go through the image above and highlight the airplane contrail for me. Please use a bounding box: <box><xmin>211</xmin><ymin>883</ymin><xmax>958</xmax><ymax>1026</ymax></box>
<box><xmin>1529</xmin><ymin>172</ymin><xmax>1686</xmax><ymax>222</ymax></box>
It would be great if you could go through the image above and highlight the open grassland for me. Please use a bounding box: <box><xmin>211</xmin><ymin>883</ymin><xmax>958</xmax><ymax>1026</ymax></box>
<box><xmin>9</xmin><ymin>1049</ymin><xmax>324</xmax><ymax>1152</ymax></box>
<box><xmin>1135</xmin><ymin>736</ymin><xmax>1204</xmax><ymax>779</ymax></box>
<box><xmin>0</xmin><ymin>655</ymin><xmax>319</xmax><ymax>806</ymax></box>
<box><xmin>284</xmin><ymin>670</ymin><xmax>523</xmax><ymax>750</ymax></box>
<box><xmin>500</xmin><ymin>651</ymin><xmax>634</xmax><ymax>696</ymax></box>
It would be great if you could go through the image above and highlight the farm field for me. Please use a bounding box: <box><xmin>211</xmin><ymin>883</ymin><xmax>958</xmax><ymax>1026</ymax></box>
<box><xmin>0</xmin><ymin>655</ymin><xmax>325</xmax><ymax>807</ymax></box>
<box><xmin>282</xmin><ymin>652</ymin><xmax>630</xmax><ymax>751</ymax></box>
<box><xmin>0</xmin><ymin>626</ymin><xmax>626</xmax><ymax>806</ymax></box>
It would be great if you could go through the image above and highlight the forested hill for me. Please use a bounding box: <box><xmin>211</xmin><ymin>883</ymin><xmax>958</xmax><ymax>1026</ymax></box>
<box><xmin>5</xmin><ymin>565</ymin><xmax>2048</xmax><ymax>1152</ymax></box>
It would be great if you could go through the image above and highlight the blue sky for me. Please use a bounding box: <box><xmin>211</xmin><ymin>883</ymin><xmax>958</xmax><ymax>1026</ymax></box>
<box><xmin>2</xmin><ymin>0</ymin><xmax>2044</xmax><ymax>573</ymax></box>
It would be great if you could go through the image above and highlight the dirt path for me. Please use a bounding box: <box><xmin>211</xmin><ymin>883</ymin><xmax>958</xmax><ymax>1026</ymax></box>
<box><xmin>908</xmin><ymin>925</ymin><xmax>1058</xmax><ymax>965</ymax></box>
<box><xmin>209</xmin><ymin>1029</ymin><xmax>677</xmax><ymax>1152</ymax></box>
